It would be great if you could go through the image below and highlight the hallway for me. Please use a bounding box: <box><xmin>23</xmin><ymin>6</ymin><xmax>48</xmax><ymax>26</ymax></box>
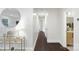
<box><xmin>34</xmin><ymin>31</ymin><xmax>69</xmax><ymax>51</ymax></box>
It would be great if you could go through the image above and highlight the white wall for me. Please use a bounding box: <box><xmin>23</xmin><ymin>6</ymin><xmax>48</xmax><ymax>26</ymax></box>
<box><xmin>72</xmin><ymin>9</ymin><xmax>79</xmax><ymax>50</ymax></box>
<box><xmin>57</xmin><ymin>9</ymin><xmax>66</xmax><ymax>47</ymax></box>
<box><xmin>0</xmin><ymin>8</ymin><xmax>33</xmax><ymax>50</ymax></box>
<box><xmin>33</xmin><ymin>14</ymin><xmax>40</xmax><ymax>50</ymax></box>
<box><xmin>47</xmin><ymin>9</ymin><xmax>61</xmax><ymax>42</ymax></box>
<box><xmin>17</xmin><ymin>8</ymin><xmax>33</xmax><ymax>50</ymax></box>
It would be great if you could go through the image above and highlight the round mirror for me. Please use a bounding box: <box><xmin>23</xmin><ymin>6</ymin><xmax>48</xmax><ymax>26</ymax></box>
<box><xmin>1</xmin><ymin>8</ymin><xmax>21</xmax><ymax>28</ymax></box>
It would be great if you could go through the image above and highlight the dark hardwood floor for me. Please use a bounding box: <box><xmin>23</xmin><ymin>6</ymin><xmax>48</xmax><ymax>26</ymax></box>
<box><xmin>34</xmin><ymin>31</ymin><xmax>69</xmax><ymax>51</ymax></box>
<box><xmin>47</xmin><ymin>43</ymin><xmax>69</xmax><ymax>51</ymax></box>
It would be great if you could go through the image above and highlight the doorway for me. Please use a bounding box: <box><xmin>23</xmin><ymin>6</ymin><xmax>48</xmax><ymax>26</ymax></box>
<box><xmin>66</xmin><ymin>17</ymin><xmax>74</xmax><ymax>50</ymax></box>
<box><xmin>33</xmin><ymin>13</ymin><xmax>48</xmax><ymax>48</ymax></box>
<box><xmin>37</xmin><ymin>13</ymin><xmax>48</xmax><ymax>36</ymax></box>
